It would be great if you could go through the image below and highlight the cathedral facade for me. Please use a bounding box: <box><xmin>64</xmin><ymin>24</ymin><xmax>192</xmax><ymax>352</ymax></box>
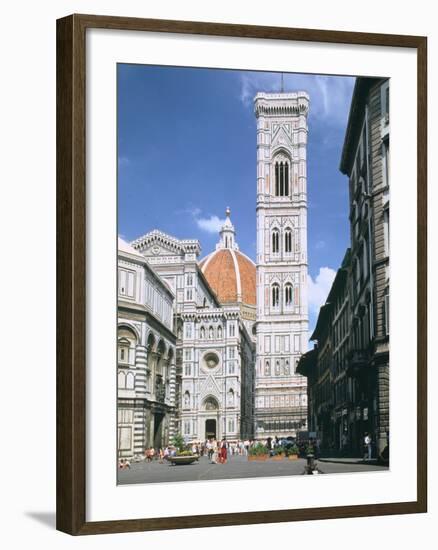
<box><xmin>117</xmin><ymin>90</ymin><xmax>309</xmax><ymax>454</ymax></box>
<box><xmin>128</xmin><ymin>214</ymin><xmax>256</xmax><ymax>445</ymax></box>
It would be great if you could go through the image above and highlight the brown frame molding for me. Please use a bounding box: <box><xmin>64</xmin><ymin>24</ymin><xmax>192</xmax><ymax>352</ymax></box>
<box><xmin>56</xmin><ymin>13</ymin><xmax>427</xmax><ymax>535</ymax></box>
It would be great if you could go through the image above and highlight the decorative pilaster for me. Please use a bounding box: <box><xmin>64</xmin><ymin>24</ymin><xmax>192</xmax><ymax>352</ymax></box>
<box><xmin>168</xmin><ymin>359</ymin><xmax>177</xmax><ymax>441</ymax></box>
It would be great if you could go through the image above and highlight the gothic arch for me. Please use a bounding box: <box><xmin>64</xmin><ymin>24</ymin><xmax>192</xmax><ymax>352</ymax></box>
<box><xmin>202</xmin><ymin>395</ymin><xmax>220</xmax><ymax>411</ymax></box>
<box><xmin>146</xmin><ymin>331</ymin><xmax>157</xmax><ymax>352</ymax></box>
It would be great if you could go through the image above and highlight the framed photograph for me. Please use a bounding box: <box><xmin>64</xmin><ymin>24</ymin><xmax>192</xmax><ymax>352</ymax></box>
<box><xmin>56</xmin><ymin>14</ymin><xmax>427</xmax><ymax>535</ymax></box>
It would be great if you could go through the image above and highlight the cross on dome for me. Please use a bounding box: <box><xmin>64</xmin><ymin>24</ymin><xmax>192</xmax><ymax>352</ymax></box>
<box><xmin>217</xmin><ymin>207</ymin><xmax>239</xmax><ymax>250</ymax></box>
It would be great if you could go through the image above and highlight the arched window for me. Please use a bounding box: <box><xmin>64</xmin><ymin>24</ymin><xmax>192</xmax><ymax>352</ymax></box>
<box><xmin>227</xmin><ymin>389</ymin><xmax>235</xmax><ymax>406</ymax></box>
<box><xmin>200</xmin><ymin>326</ymin><xmax>205</xmax><ymax>339</ymax></box>
<box><xmin>264</xmin><ymin>361</ymin><xmax>270</xmax><ymax>376</ymax></box>
<box><xmin>275</xmin><ymin>360</ymin><xmax>281</xmax><ymax>376</ymax></box>
<box><xmin>126</xmin><ymin>372</ymin><xmax>135</xmax><ymax>389</ymax></box>
<box><xmin>209</xmin><ymin>326</ymin><xmax>214</xmax><ymax>339</ymax></box>
<box><xmin>274</xmin><ymin>160</ymin><xmax>290</xmax><ymax>196</ymax></box>
<box><xmin>217</xmin><ymin>325</ymin><xmax>222</xmax><ymax>339</ymax></box>
<box><xmin>284</xmin><ymin>228</ymin><xmax>292</xmax><ymax>254</ymax></box>
<box><xmin>272</xmin><ymin>229</ymin><xmax>279</xmax><ymax>254</ymax></box>
<box><xmin>183</xmin><ymin>391</ymin><xmax>190</xmax><ymax>408</ymax></box>
<box><xmin>284</xmin><ymin>360</ymin><xmax>290</xmax><ymax>375</ymax></box>
<box><xmin>272</xmin><ymin>283</ymin><xmax>280</xmax><ymax>308</ymax></box>
<box><xmin>118</xmin><ymin>371</ymin><xmax>126</xmax><ymax>389</ymax></box>
<box><xmin>285</xmin><ymin>283</ymin><xmax>293</xmax><ymax>307</ymax></box>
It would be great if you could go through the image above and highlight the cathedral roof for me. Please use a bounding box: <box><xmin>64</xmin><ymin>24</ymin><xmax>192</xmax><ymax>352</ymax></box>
<box><xmin>199</xmin><ymin>209</ymin><xmax>256</xmax><ymax>307</ymax></box>
<box><xmin>118</xmin><ymin>237</ymin><xmax>144</xmax><ymax>258</ymax></box>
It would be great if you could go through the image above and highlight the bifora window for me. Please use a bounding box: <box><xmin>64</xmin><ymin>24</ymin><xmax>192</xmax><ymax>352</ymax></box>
<box><xmin>272</xmin><ymin>283</ymin><xmax>280</xmax><ymax>308</ymax></box>
<box><xmin>284</xmin><ymin>228</ymin><xmax>292</xmax><ymax>253</ymax></box>
<box><xmin>272</xmin><ymin>228</ymin><xmax>279</xmax><ymax>254</ymax></box>
<box><xmin>274</xmin><ymin>160</ymin><xmax>289</xmax><ymax>196</ymax></box>
<box><xmin>285</xmin><ymin>283</ymin><xmax>293</xmax><ymax>307</ymax></box>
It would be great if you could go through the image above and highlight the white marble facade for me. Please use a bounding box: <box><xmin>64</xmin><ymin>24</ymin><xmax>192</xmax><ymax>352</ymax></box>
<box><xmin>254</xmin><ymin>92</ymin><xmax>309</xmax><ymax>438</ymax></box>
<box><xmin>117</xmin><ymin>238</ymin><xmax>177</xmax><ymax>457</ymax></box>
<box><xmin>130</xmin><ymin>230</ymin><xmax>255</xmax><ymax>444</ymax></box>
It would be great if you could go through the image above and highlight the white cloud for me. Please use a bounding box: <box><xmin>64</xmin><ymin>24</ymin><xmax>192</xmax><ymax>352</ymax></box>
<box><xmin>308</xmin><ymin>267</ymin><xmax>336</xmax><ymax>314</ymax></box>
<box><xmin>118</xmin><ymin>155</ymin><xmax>131</xmax><ymax>167</ymax></box>
<box><xmin>238</xmin><ymin>72</ymin><xmax>355</xmax><ymax>126</ymax></box>
<box><xmin>314</xmin><ymin>240</ymin><xmax>326</xmax><ymax>250</ymax></box>
<box><xmin>181</xmin><ymin>206</ymin><xmax>225</xmax><ymax>234</ymax></box>
<box><xmin>196</xmin><ymin>215</ymin><xmax>225</xmax><ymax>234</ymax></box>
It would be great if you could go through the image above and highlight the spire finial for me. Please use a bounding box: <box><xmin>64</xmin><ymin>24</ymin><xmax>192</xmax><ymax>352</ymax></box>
<box><xmin>226</xmin><ymin>206</ymin><xmax>231</xmax><ymax>218</ymax></box>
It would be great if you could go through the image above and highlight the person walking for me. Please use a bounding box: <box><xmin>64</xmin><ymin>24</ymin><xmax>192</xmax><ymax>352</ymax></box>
<box><xmin>363</xmin><ymin>432</ymin><xmax>372</xmax><ymax>460</ymax></box>
<box><xmin>220</xmin><ymin>439</ymin><xmax>228</xmax><ymax>464</ymax></box>
<box><xmin>211</xmin><ymin>441</ymin><xmax>218</xmax><ymax>464</ymax></box>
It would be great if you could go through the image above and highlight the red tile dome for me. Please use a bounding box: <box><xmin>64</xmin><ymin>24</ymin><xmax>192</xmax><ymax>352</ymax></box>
<box><xmin>199</xmin><ymin>208</ymin><xmax>256</xmax><ymax>307</ymax></box>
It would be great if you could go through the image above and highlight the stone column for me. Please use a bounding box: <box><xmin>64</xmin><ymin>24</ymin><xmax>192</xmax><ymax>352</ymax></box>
<box><xmin>168</xmin><ymin>357</ymin><xmax>177</xmax><ymax>441</ymax></box>
<box><xmin>133</xmin><ymin>344</ymin><xmax>148</xmax><ymax>455</ymax></box>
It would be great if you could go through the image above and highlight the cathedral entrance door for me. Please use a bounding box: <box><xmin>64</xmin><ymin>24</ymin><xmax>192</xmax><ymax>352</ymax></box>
<box><xmin>205</xmin><ymin>419</ymin><xmax>216</xmax><ymax>440</ymax></box>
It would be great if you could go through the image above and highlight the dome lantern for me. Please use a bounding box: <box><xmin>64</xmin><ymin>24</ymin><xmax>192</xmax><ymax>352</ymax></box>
<box><xmin>217</xmin><ymin>207</ymin><xmax>239</xmax><ymax>251</ymax></box>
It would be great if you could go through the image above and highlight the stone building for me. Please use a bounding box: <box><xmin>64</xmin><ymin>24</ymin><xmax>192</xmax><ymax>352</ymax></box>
<box><xmin>297</xmin><ymin>250</ymin><xmax>352</xmax><ymax>451</ymax></box>
<box><xmin>117</xmin><ymin>238</ymin><xmax>177</xmax><ymax>458</ymax></box>
<box><xmin>340</xmin><ymin>77</ymin><xmax>390</xmax><ymax>457</ymax></box>
<box><xmin>298</xmin><ymin>77</ymin><xmax>390</xmax><ymax>459</ymax></box>
<box><xmin>253</xmin><ymin>92</ymin><xmax>309</xmax><ymax>439</ymax></box>
<box><xmin>130</xmin><ymin>211</ymin><xmax>256</xmax><ymax>444</ymax></box>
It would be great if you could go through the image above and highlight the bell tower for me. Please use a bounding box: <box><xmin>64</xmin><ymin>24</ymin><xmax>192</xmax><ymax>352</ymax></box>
<box><xmin>254</xmin><ymin>91</ymin><xmax>309</xmax><ymax>439</ymax></box>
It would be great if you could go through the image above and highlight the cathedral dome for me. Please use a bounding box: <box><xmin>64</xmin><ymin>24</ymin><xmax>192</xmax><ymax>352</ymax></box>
<box><xmin>199</xmin><ymin>208</ymin><xmax>256</xmax><ymax>307</ymax></box>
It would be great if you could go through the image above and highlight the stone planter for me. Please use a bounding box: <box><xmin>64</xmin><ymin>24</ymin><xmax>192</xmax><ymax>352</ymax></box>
<box><xmin>168</xmin><ymin>455</ymin><xmax>199</xmax><ymax>465</ymax></box>
<box><xmin>270</xmin><ymin>454</ymin><xmax>284</xmax><ymax>461</ymax></box>
<box><xmin>248</xmin><ymin>454</ymin><xmax>269</xmax><ymax>461</ymax></box>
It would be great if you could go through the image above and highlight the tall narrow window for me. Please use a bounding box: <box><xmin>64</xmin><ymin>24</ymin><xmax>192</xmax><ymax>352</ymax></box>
<box><xmin>383</xmin><ymin>207</ymin><xmax>389</xmax><ymax>257</ymax></box>
<box><xmin>272</xmin><ymin>229</ymin><xmax>279</xmax><ymax>254</ymax></box>
<box><xmin>279</xmin><ymin>163</ymin><xmax>284</xmax><ymax>196</ymax></box>
<box><xmin>272</xmin><ymin>283</ymin><xmax>280</xmax><ymax>308</ymax></box>
<box><xmin>285</xmin><ymin>163</ymin><xmax>289</xmax><ymax>196</ymax></box>
<box><xmin>285</xmin><ymin>283</ymin><xmax>293</xmax><ymax>307</ymax></box>
<box><xmin>284</xmin><ymin>228</ymin><xmax>292</xmax><ymax>253</ymax></box>
<box><xmin>274</xmin><ymin>160</ymin><xmax>289</xmax><ymax>196</ymax></box>
<box><xmin>264</xmin><ymin>361</ymin><xmax>270</xmax><ymax>376</ymax></box>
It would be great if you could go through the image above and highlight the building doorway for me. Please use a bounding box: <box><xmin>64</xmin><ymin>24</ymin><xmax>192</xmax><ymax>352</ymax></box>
<box><xmin>205</xmin><ymin>419</ymin><xmax>216</xmax><ymax>440</ymax></box>
<box><xmin>153</xmin><ymin>413</ymin><xmax>164</xmax><ymax>448</ymax></box>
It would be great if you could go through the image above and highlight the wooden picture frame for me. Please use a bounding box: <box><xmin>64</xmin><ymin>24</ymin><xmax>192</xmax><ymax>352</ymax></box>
<box><xmin>57</xmin><ymin>13</ymin><xmax>427</xmax><ymax>535</ymax></box>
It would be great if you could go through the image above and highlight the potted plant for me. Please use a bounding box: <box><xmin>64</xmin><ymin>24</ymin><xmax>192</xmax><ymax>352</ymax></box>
<box><xmin>287</xmin><ymin>444</ymin><xmax>299</xmax><ymax>460</ymax></box>
<box><xmin>248</xmin><ymin>442</ymin><xmax>269</xmax><ymax>461</ymax></box>
<box><xmin>270</xmin><ymin>447</ymin><xmax>285</xmax><ymax>461</ymax></box>
<box><xmin>167</xmin><ymin>434</ymin><xmax>199</xmax><ymax>465</ymax></box>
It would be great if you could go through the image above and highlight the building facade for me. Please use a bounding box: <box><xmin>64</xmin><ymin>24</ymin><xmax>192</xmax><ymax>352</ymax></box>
<box><xmin>117</xmin><ymin>238</ymin><xmax>177</xmax><ymax>458</ymax></box>
<box><xmin>130</xmin><ymin>214</ymin><xmax>256</xmax><ymax>444</ymax></box>
<box><xmin>297</xmin><ymin>250</ymin><xmax>352</xmax><ymax>452</ymax></box>
<box><xmin>340</xmin><ymin>77</ymin><xmax>390</xmax><ymax>457</ymax></box>
<box><xmin>298</xmin><ymin>77</ymin><xmax>390</xmax><ymax>459</ymax></box>
<box><xmin>253</xmin><ymin>92</ymin><xmax>309</xmax><ymax>439</ymax></box>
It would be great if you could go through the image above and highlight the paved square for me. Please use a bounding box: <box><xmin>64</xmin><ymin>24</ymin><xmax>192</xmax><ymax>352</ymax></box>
<box><xmin>118</xmin><ymin>455</ymin><xmax>388</xmax><ymax>485</ymax></box>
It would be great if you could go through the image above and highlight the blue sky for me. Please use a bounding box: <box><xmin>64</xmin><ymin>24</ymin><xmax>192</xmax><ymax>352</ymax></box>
<box><xmin>118</xmin><ymin>64</ymin><xmax>355</xmax><ymax>335</ymax></box>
